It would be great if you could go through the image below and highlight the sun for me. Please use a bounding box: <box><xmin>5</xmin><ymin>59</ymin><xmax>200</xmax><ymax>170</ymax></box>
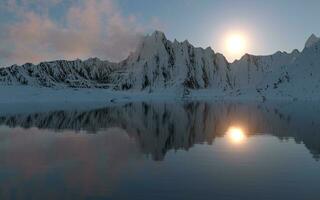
<box><xmin>225</xmin><ymin>33</ymin><xmax>247</xmax><ymax>59</ymax></box>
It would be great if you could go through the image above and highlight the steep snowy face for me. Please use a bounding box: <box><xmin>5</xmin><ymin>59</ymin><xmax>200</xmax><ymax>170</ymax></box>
<box><xmin>305</xmin><ymin>34</ymin><xmax>320</xmax><ymax>48</ymax></box>
<box><xmin>275</xmin><ymin>36</ymin><xmax>320</xmax><ymax>97</ymax></box>
<box><xmin>115</xmin><ymin>31</ymin><xmax>234</xmax><ymax>91</ymax></box>
<box><xmin>230</xmin><ymin>50</ymin><xmax>300</xmax><ymax>90</ymax></box>
<box><xmin>228</xmin><ymin>34</ymin><xmax>320</xmax><ymax>99</ymax></box>
<box><xmin>0</xmin><ymin>58</ymin><xmax>117</xmax><ymax>88</ymax></box>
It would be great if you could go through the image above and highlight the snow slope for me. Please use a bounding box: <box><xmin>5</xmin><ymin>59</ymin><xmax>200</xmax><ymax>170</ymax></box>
<box><xmin>258</xmin><ymin>34</ymin><xmax>320</xmax><ymax>99</ymax></box>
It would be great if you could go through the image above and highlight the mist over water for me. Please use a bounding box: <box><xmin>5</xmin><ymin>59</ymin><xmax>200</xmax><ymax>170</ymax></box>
<box><xmin>0</xmin><ymin>101</ymin><xmax>320</xmax><ymax>200</ymax></box>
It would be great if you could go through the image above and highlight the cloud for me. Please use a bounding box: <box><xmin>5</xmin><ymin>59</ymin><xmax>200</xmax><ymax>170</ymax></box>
<box><xmin>0</xmin><ymin>0</ymin><xmax>160</xmax><ymax>66</ymax></box>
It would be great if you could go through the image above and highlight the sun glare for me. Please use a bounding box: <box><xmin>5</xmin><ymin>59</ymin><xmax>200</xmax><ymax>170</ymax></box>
<box><xmin>226</xmin><ymin>126</ymin><xmax>246</xmax><ymax>144</ymax></box>
<box><xmin>225</xmin><ymin>33</ymin><xmax>247</xmax><ymax>60</ymax></box>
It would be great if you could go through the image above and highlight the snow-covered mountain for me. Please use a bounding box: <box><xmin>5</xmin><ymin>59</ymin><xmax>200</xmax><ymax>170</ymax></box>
<box><xmin>273</xmin><ymin>35</ymin><xmax>320</xmax><ymax>98</ymax></box>
<box><xmin>231</xmin><ymin>50</ymin><xmax>299</xmax><ymax>90</ymax></box>
<box><xmin>0</xmin><ymin>31</ymin><xmax>234</xmax><ymax>92</ymax></box>
<box><xmin>0</xmin><ymin>58</ymin><xmax>118</xmax><ymax>88</ymax></box>
<box><xmin>114</xmin><ymin>31</ymin><xmax>233</xmax><ymax>92</ymax></box>
<box><xmin>1</xmin><ymin>31</ymin><xmax>320</xmax><ymax>99</ymax></box>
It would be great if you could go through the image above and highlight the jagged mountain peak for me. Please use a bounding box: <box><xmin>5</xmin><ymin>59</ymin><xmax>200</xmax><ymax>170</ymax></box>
<box><xmin>131</xmin><ymin>30</ymin><xmax>171</xmax><ymax>60</ymax></box>
<box><xmin>182</xmin><ymin>39</ymin><xmax>190</xmax><ymax>44</ymax></box>
<box><xmin>238</xmin><ymin>49</ymin><xmax>299</xmax><ymax>62</ymax></box>
<box><xmin>150</xmin><ymin>30</ymin><xmax>166</xmax><ymax>39</ymax></box>
<box><xmin>291</xmin><ymin>49</ymin><xmax>300</xmax><ymax>55</ymax></box>
<box><xmin>141</xmin><ymin>30</ymin><xmax>167</xmax><ymax>46</ymax></box>
<box><xmin>85</xmin><ymin>57</ymin><xmax>101</xmax><ymax>62</ymax></box>
<box><xmin>305</xmin><ymin>34</ymin><xmax>320</xmax><ymax>48</ymax></box>
<box><xmin>205</xmin><ymin>46</ymin><xmax>213</xmax><ymax>51</ymax></box>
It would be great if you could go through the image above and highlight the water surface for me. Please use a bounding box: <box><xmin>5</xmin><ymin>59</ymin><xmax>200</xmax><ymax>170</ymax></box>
<box><xmin>0</xmin><ymin>101</ymin><xmax>319</xmax><ymax>200</ymax></box>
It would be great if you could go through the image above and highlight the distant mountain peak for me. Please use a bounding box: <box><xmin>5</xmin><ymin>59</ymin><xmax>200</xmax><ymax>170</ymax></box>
<box><xmin>305</xmin><ymin>34</ymin><xmax>320</xmax><ymax>48</ymax></box>
<box><xmin>150</xmin><ymin>30</ymin><xmax>166</xmax><ymax>40</ymax></box>
<box><xmin>291</xmin><ymin>49</ymin><xmax>300</xmax><ymax>54</ymax></box>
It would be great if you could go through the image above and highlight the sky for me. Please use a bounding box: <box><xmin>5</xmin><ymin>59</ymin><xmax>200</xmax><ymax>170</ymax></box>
<box><xmin>0</xmin><ymin>0</ymin><xmax>320</xmax><ymax>66</ymax></box>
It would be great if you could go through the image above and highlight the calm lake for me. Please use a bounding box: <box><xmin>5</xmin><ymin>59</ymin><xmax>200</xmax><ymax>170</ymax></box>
<box><xmin>0</xmin><ymin>101</ymin><xmax>319</xmax><ymax>200</ymax></box>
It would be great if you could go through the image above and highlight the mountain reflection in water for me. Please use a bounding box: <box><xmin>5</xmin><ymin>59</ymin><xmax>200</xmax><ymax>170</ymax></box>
<box><xmin>0</xmin><ymin>102</ymin><xmax>320</xmax><ymax>160</ymax></box>
<box><xmin>0</xmin><ymin>101</ymin><xmax>320</xmax><ymax>200</ymax></box>
<box><xmin>1</xmin><ymin>101</ymin><xmax>320</xmax><ymax>160</ymax></box>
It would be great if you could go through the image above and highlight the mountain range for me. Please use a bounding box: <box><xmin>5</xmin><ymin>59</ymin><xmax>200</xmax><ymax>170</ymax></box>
<box><xmin>1</xmin><ymin>31</ymin><xmax>320</xmax><ymax>99</ymax></box>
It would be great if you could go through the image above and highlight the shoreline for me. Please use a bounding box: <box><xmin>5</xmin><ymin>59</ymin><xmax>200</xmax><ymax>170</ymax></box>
<box><xmin>0</xmin><ymin>86</ymin><xmax>318</xmax><ymax>116</ymax></box>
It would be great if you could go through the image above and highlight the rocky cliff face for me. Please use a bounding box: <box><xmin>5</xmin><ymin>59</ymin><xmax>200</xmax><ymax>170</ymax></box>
<box><xmin>1</xmin><ymin>31</ymin><xmax>320</xmax><ymax>99</ymax></box>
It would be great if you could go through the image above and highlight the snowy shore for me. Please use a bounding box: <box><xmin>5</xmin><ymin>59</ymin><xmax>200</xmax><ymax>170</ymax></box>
<box><xmin>1</xmin><ymin>85</ymin><xmax>317</xmax><ymax>116</ymax></box>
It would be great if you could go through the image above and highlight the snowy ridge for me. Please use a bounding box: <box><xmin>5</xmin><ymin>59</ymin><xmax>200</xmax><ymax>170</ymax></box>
<box><xmin>1</xmin><ymin>31</ymin><xmax>320</xmax><ymax>99</ymax></box>
<box><xmin>0</xmin><ymin>58</ymin><xmax>117</xmax><ymax>88</ymax></box>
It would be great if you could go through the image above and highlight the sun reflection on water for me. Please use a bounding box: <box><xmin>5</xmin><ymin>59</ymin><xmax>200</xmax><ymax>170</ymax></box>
<box><xmin>226</xmin><ymin>126</ymin><xmax>246</xmax><ymax>144</ymax></box>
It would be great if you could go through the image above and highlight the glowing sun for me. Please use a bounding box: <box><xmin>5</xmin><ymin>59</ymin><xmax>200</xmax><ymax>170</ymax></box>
<box><xmin>225</xmin><ymin>33</ymin><xmax>247</xmax><ymax>58</ymax></box>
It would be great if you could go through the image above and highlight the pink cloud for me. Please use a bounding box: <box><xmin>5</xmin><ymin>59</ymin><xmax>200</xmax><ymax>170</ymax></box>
<box><xmin>0</xmin><ymin>0</ymin><xmax>161</xmax><ymax>66</ymax></box>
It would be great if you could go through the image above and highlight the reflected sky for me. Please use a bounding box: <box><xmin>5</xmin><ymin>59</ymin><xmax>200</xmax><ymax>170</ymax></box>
<box><xmin>0</xmin><ymin>101</ymin><xmax>320</xmax><ymax>200</ymax></box>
